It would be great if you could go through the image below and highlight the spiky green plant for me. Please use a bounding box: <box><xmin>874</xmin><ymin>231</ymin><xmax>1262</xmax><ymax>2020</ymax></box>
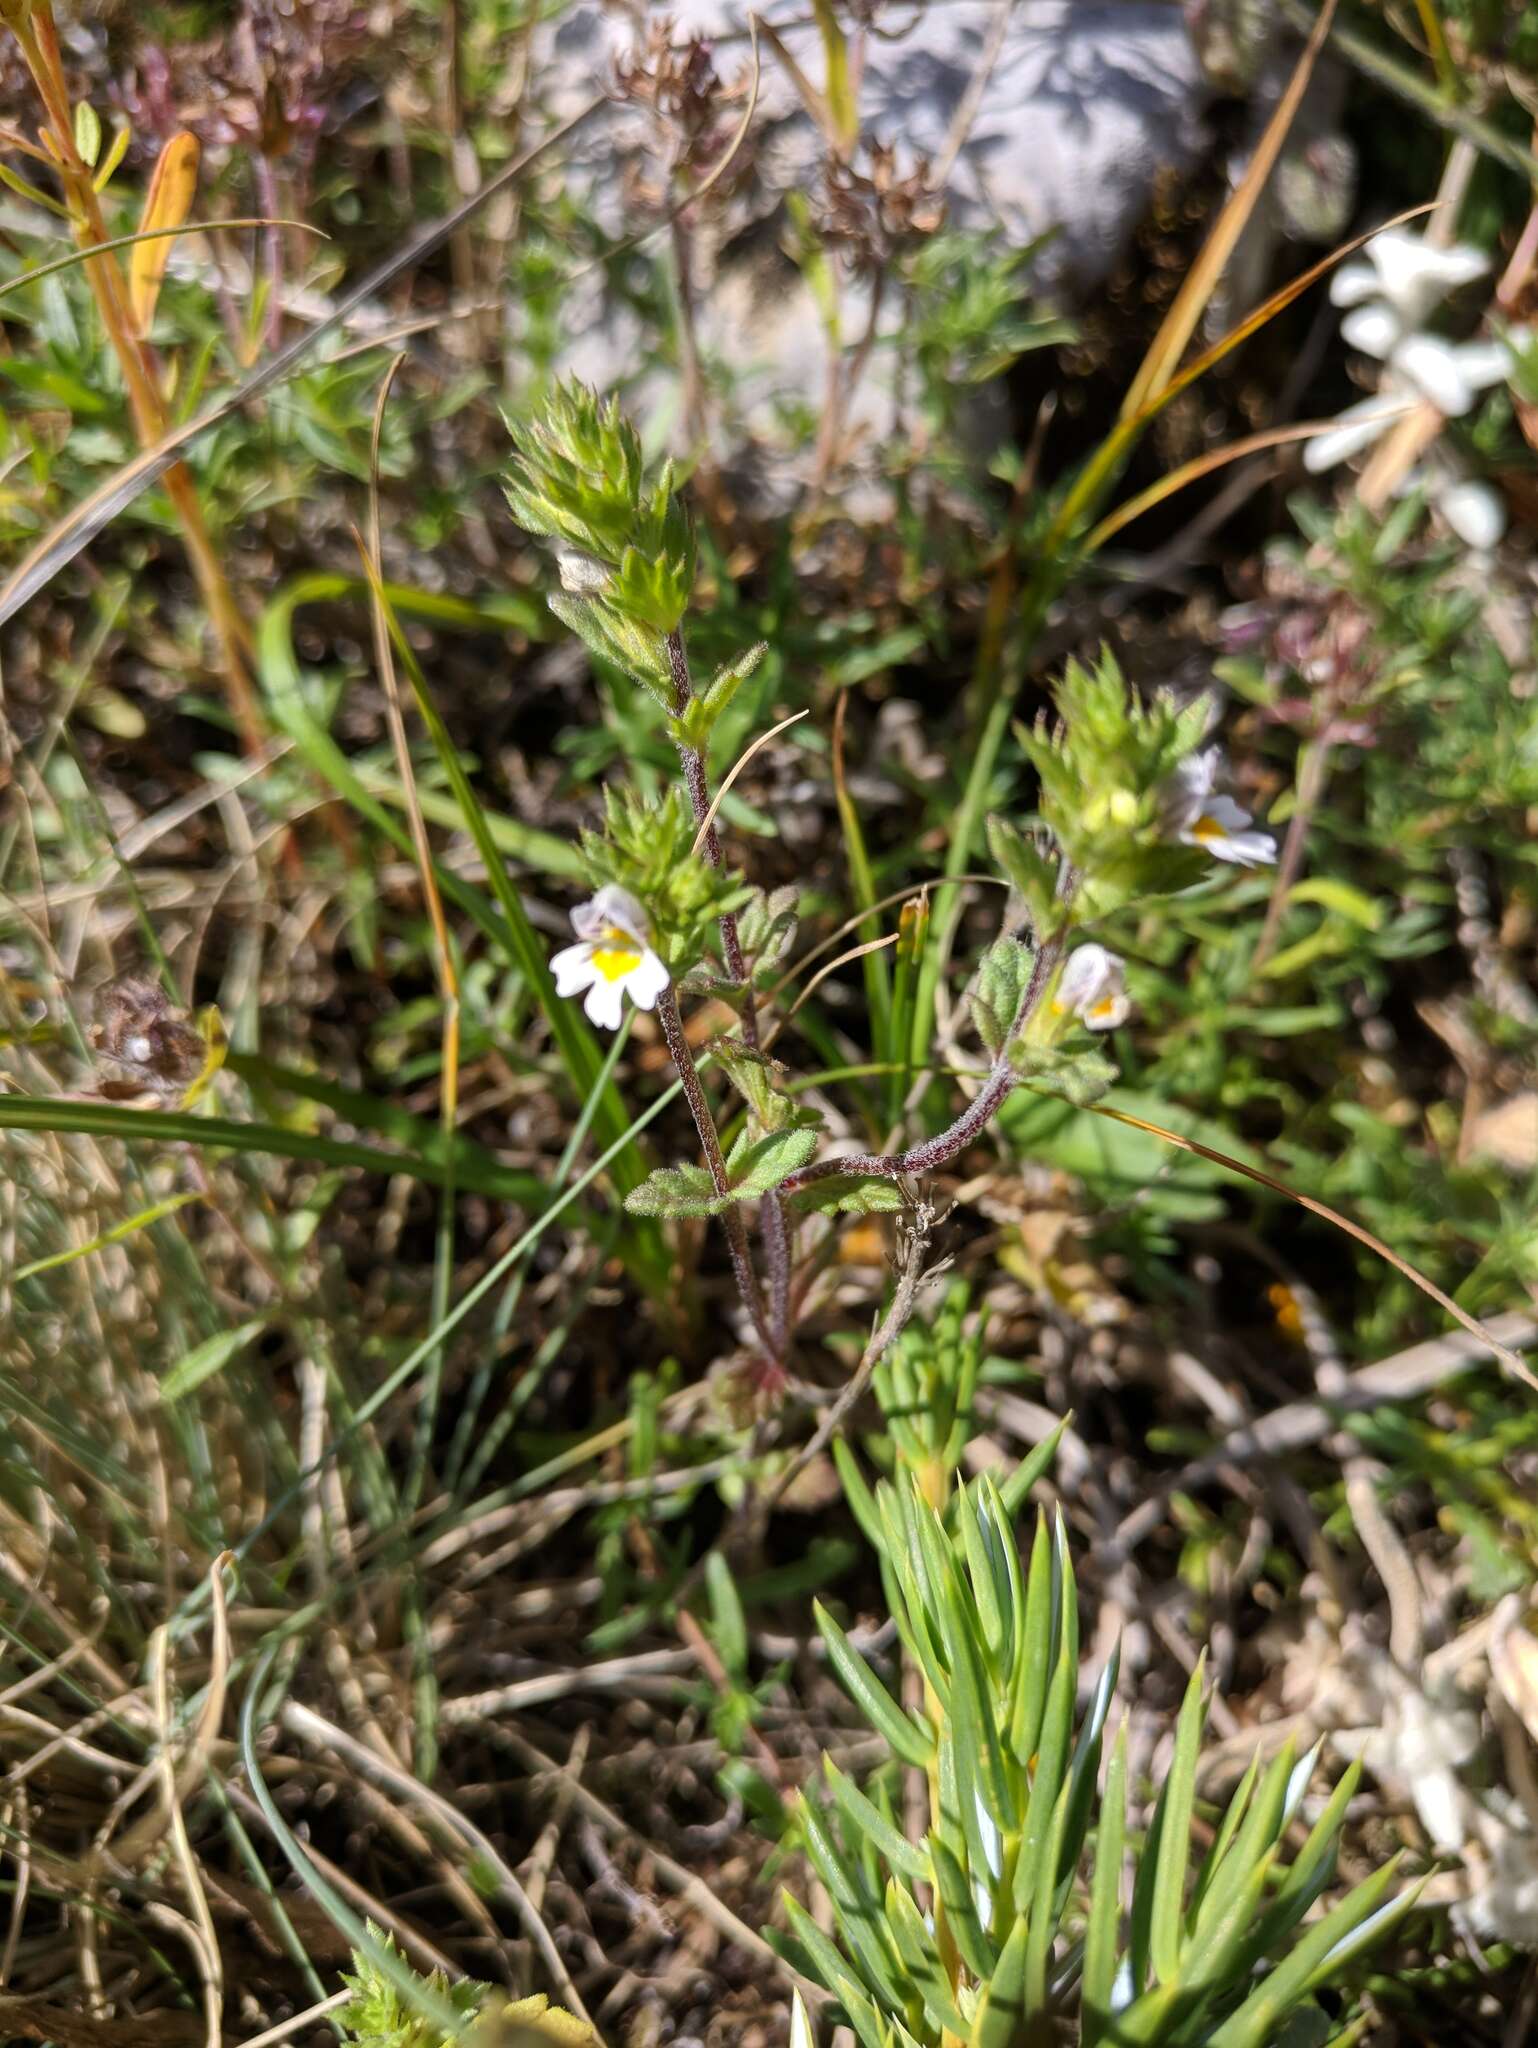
<box><xmin>783</xmin><ymin>1467</ymin><xmax>1416</xmax><ymax>2048</ymax></box>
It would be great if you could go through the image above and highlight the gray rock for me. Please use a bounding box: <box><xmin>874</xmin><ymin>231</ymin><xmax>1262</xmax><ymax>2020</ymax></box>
<box><xmin>522</xmin><ymin>3</ymin><xmax>1213</xmax><ymax>477</ymax></box>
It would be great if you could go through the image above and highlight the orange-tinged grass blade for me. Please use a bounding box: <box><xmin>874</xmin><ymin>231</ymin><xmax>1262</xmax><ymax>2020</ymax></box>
<box><xmin>1046</xmin><ymin>202</ymin><xmax>1436</xmax><ymax>560</ymax></box>
<box><xmin>1085</xmin><ymin>420</ymin><xmax>1342</xmax><ymax>551</ymax></box>
<box><xmin>1081</xmin><ymin>1098</ymin><xmax>1538</xmax><ymax>1394</ymax></box>
<box><xmin>1122</xmin><ymin>202</ymin><xmax>1437</xmax><ymax>439</ymax></box>
<box><xmin>1121</xmin><ymin>0</ymin><xmax>1339</xmax><ymax>419</ymax></box>
<box><xmin>130</xmin><ymin>130</ymin><xmax>199</xmax><ymax>332</ymax></box>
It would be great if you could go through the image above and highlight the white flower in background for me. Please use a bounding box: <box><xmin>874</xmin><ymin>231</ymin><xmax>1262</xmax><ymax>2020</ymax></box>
<box><xmin>1305</xmin><ymin>228</ymin><xmax>1519</xmax><ymax>550</ymax></box>
<box><xmin>1410</xmin><ymin>462</ymin><xmax>1507</xmax><ymax>552</ymax></box>
<box><xmin>1053</xmin><ymin>944</ymin><xmax>1130</xmax><ymax>1031</ymax></box>
<box><xmin>550</xmin><ymin>883</ymin><xmax>669</xmax><ymax>1030</ymax></box>
<box><xmin>1331</xmin><ymin>227</ymin><xmax>1488</xmax><ymax>340</ymax></box>
<box><xmin>1301</xmin><ymin>337</ymin><xmax>1510</xmax><ymax>475</ymax></box>
<box><xmin>1163</xmin><ymin>749</ymin><xmax>1277</xmax><ymax>867</ymax></box>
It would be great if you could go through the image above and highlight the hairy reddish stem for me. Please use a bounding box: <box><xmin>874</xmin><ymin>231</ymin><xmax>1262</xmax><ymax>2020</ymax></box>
<box><xmin>655</xmin><ymin>984</ymin><xmax>774</xmax><ymax>1357</ymax></box>
<box><xmin>781</xmin><ymin>935</ymin><xmax>1063</xmax><ymax>1196</ymax></box>
<box><xmin>666</xmin><ymin>626</ymin><xmax>791</xmax><ymax>1357</ymax></box>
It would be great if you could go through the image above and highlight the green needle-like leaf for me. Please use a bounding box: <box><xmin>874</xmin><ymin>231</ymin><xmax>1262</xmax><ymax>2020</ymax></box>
<box><xmin>1082</xmin><ymin>1724</ymin><xmax>1128</xmax><ymax>2048</ymax></box>
<box><xmin>823</xmin><ymin>1760</ymin><xmax>932</xmax><ymax>1885</ymax></box>
<box><xmin>1149</xmin><ymin>1658</ymin><xmax>1208</xmax><ymax>1984</ymax></box>
<box><xmin>815</xmin><ymin>1601</ymin><xmax>936</xmax><ymax>1769</ymax></box>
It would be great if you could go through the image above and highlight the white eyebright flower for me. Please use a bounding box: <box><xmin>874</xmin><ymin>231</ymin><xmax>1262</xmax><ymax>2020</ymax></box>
<box><xmin>1330</xmin><ymin>228</ymin><xmax>1488</xmax><ymax>332</ymax></box>
<box><xmin>1308</xmin><ymin>230</ymin><xmax>1514</xmax><ymax>487</ymax></box>
<box><xmin>550</xmin><ymin>883</ymin><xmax>670</xmax><ymax>1031</ymax></box>
<box><xmin>1052</xmin><ymin>944</ymin><xmax>1130</xmax><ymax>1032</ymax></box>
<box><xmin>1164</xmin><ymin>749</ymin><xmax>1276</xmax><ymax>867</ymax></box>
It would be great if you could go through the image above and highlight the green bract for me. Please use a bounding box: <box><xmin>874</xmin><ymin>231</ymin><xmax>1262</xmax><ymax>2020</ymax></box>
<box><xmin>504</xmin><ymin>380</ymin><xmax>697</xmax><ymax>664</ymax></box>
<box><xmin>577</xmin><ymin>785</ymin><xmax>747</xmax><ymax>977</ymax></box>
<box><xmin>336</xmin><ymin>1927</ymin><xmax>489</xmax><ymax>2048</ymax></box>
<box><xmin>625</xmin><ymin>1126</ymin><xmax>819</xmax><ymax>1218</ymax></box>
<box><xmin>1003</xmin><ymin>651</ymin><xmax>1216</xmax><ymax>923</ymax></box>
<box><xmin>784</xmin><ymin>1451</ymin><xmax>1415</xmax><ymax>2048</ymax></box>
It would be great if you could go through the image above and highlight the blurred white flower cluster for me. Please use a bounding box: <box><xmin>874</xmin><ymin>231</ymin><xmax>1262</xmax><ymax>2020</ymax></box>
<box><xmin>1305</xmin><ymin>227</ymin><xmax>1529</xmax><ymax>551</ymax></box>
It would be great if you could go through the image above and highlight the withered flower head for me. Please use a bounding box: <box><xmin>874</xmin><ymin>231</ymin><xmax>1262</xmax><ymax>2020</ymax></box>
<box><xmin>613</xmin><ymin>19</ymin><xmax>756</xmax><ymax>208</ymax></box>
<box><xmin>818</xmin><ymin>143</ymin><xmax>944</xmax><ymax>274</ymax></box>
<box><xmin>91</xmin><ymin>977</ymin><xmax>209</xmax><ymax>1103</ymax></box>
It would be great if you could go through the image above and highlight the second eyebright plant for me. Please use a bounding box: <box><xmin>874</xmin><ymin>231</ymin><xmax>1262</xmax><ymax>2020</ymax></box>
<box><xmin>504</xmin><ymin>381</ymin><xmax>1277</xmax><ymax>1375</ymax></box>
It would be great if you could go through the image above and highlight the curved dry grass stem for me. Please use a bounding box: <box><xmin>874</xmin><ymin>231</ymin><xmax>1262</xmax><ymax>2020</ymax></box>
<box><xmin>774</xmin><ymin>932</ymin><xmax>900</xmax><ymax>1034</ymax></box>
<box><xmin>236</xmin><ymin>1991</ymin><xmax>352</xmax><ymax>2048</ymax></box>
<box><xmin>0</xmin><ymin>217</ymin><xmax>325</xmax><ymax>301</ymax></box>
<box><xmin>151</xmin><ymin>1623</ymin><xmax>223</xmax><ymax>2048</ymax></box>
<box><xmin>280</xmin><ymin>1698</ymin><xmax>597</xmax><ymax>2024</ymax></box>
<box><xmin>1084</xmin><ymin>1100</ymin><xmax>1538</xmax><ymax>1393</ymax></box>
<box><xmin>689</xmin><ymin>709</ymin><xmax>809</xmax><ymax>858</ymax></box>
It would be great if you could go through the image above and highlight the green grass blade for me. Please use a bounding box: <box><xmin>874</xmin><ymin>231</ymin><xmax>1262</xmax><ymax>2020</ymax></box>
<box><xmin>369</xmin><ymin>574</ymin><xmax>655</xmax><ymax>1219</ymax></box>
<box><xmin>0</xmin><ymin>1095</ymin><xmax>542</xmax><ymax>1202</ymax></box>
<box><xmin>14</xmin><ymin>1187</ymin><xmax>200</xmax><ymax>1281</ymax></box>
<box><xmin>1205</xmin><ymin>1858</ymin><xmax>1409</xmax><ymax>2048</ymax></box>
<box><xmin>1149</xmin><ymin>1659</ymin><xmax>1207</xmax><ymax>1983</ymax></box>
<box><xmin>823</xmin><ymin>1759</ymin><xmax>932</xmax><ymax>1884</ymax></box>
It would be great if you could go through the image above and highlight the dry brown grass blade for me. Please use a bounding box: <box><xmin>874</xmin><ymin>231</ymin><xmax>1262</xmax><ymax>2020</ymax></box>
<box><xmin>148</xmin><ymin>1628</ymin><xmax>221</xmax><ymax>2048</ymax></box>
<box><xmin>1083</xmin><ymin>1098</ymin><xmax>1538</xmax><ymax>1393</ymax></box>
<box><xmin>1121</xmin><ymin>0</ymin><xmax>1340</xmax><ymax>418</ymax></box>
<box><xmin>689</xmin><ymin>709</ymin><xmax>808</xmax><ymax>857</ymax></box>
<box><xmin>768</xmin><ymin>873</ymin><xmax>1007</xmax><ymax>1007</ymax></box>
<box><xmin>1085</xmin><ymin>420</ymin><xmax>1340</xmax><ymax>550</ymax></box>
<box><xmin>1123</xmin><ymin>202</ymin><xmax>1437</xmax><ymax>436</ymax></box>
<box><xmin>359</xmin><ymin>364</ymin><xmax>458</xmax><ymax>1015</ymax></box>
<box><xmin>0</xmin><ymin>97</ymin><xmax>606</xmax><ymax>629</ymax></box>
<box><xmin>778</xmin><ymin>932</ymin><xmax>900</xmax><ymax>1032</ymax></box>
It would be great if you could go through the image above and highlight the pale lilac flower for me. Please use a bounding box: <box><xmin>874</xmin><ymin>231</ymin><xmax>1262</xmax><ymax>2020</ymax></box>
<box><xmin>550</xmin><ymin>883</ymin><xmax>669</xmax><ymax>1030</ymax></box>
<box><xmin>1164</xmin><ymin>749</ymin><xmax>1276</xmax><ymax>867</ymax></box>
<box><xmin>1053</xmin><ymin>944</ymin><xmax>1130</xmax><ymax>1031</ymax></box>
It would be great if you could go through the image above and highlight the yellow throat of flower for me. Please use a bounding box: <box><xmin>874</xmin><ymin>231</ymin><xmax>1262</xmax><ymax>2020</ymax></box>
<box><xmin>591</xmin><ymin>928</ymin><xmax>643</xmax><ymax>981</ymax></box>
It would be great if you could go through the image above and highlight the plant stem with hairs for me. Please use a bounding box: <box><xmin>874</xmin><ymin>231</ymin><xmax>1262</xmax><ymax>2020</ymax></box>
<box><xmin>1252</xmin><ymin>737</ymin><xmax>1331</xmax><ymax>972</ymax></box>
<box><xmin>666</xmin><ymin>628</ymin><xmax>792</xmax><ymax>1355</ymax></box>
<box><xmin>782</xmin><ymin>931</ymin><xmax>1064</xmax><ymax>1198</ymax></box>
<box><xmin>654</xmin><ymin>984</ymin><xmax>774</xmax><ymax>1357</ymax></box>
<box><xmin>4</xmin><ymin>1</ymin><xmax>264</xmax><ymax>755</ymax></box>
